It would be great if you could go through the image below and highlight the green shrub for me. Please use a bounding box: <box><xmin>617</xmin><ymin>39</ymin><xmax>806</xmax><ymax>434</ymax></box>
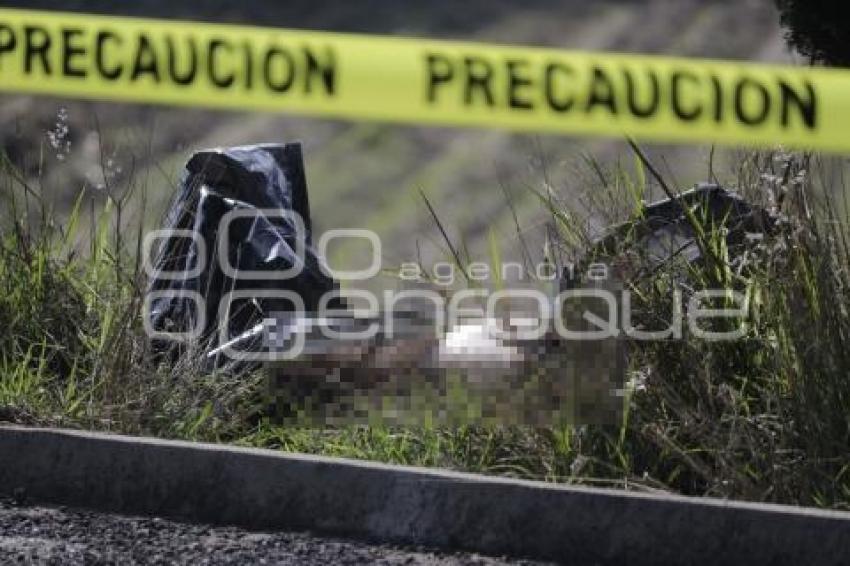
<box><xmin>1</xmin><ymin>142</ymin><xmax>848</xmax><ymax>509</ymax></box>
<box><xmin>775</xmin><ymin>0</ymin><xmax>850</xmax><ymax>66</ymax></box>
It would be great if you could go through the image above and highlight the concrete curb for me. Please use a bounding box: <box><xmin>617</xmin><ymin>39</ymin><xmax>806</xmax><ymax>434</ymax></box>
<box><xmin>1</xmin><ymin>426</ymin><xmax>849</xmax><ymax>564</ymax></box>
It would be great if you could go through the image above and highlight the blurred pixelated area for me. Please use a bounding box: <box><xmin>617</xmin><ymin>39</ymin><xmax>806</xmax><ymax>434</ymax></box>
<box><xmin>264</xmin><ymin>274</ymin><xmax>626</xmax><ymax>427</ymax></box>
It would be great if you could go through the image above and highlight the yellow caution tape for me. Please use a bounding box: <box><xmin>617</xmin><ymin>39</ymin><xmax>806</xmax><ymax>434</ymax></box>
<box><xmin>1</xmin><ymin>8</ymin><xmax>849</xmax><ymax>152</ymax></box>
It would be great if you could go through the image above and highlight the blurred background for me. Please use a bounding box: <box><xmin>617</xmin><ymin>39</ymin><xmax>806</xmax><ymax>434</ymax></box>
<box><xmin>0</xmin><ymin>0</ymin><xmax>797</xmax><ymax>286</ymax></box>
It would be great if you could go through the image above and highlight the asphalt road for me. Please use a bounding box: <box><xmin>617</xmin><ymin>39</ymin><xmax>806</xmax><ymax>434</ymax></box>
<box><xmin>0</xmin><ymin>499</ymin><xmax>549</xmax><ymax>565</ymax></box>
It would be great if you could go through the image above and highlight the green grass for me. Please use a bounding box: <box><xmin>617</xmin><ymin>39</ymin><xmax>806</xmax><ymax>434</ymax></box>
<box><xmin>1</xmin><ymin>142</ymin><xmax>849</xmax><ymax>511</ymax></box>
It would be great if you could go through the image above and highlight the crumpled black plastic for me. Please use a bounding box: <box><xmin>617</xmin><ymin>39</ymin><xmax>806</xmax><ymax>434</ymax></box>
<box><xmin>146</xmin><ymin>143</ymin><xmax>337</xmax><ymax>358</ymax></box>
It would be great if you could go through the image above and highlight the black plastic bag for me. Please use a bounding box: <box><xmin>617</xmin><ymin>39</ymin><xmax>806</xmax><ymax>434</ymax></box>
<box><xmin>146</xmin><ymin>143</ymin><xmax>337</xmax><ymax>361</ymax></box>
<box><xmin>570</xmin><ymin>183</ymin><xmax>777</xmax><ymax>280</ymax></box>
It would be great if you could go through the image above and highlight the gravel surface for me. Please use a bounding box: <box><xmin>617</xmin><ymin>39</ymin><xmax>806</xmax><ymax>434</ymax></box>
<box><xmin>0</xmin><ymin>499</ymin><xmax>548</xmax><ymax>565</ymax></box>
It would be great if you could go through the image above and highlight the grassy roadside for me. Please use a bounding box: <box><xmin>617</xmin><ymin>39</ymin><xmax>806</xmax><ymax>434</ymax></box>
<box><xmin>1</xmin><ymin>143</ymin><xmax>849</xmax><ymax>511</ymax></box>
